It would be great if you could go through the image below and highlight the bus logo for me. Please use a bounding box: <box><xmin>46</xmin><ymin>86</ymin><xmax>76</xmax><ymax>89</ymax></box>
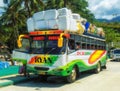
<box><xmin>28</xmin><ymin>55</ymin><xmax>59</xmax><ymax>65</ymax></box>
<box><xmin>34</xmin><ymin>57</ymin><xmax>52</xmax><ymax>63</ymax></box>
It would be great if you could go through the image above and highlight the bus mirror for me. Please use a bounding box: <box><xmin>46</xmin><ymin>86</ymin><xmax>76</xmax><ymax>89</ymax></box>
<box><xmin>58</xmin><ymin>37</ymin><xmax>63</xmax><ymax>47</ymax></box>
<box><xmin>17</xmin><ymin>35</ymin><xmax>25</xmax><ymax>48</ymax></box>
<box><xmin>17</xmin><ymin>40</ymin><xmax>22</xmax><ymax>48</ymax></box>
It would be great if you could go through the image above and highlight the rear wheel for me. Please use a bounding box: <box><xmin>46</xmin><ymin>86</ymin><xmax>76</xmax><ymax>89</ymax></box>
<box><xmin>95</xmin><ymin>62</ymin><xmax>101</xmax><ymax>73</ymax></box>
<box><xmin>102</xmin><ymin>64</ymin><xmax>107</xmax><ymax>69</ymax></box>
<box><xmin>65</xmin><ymin>67</ymin><xmax>77</xmax><ymax>83</ymax></box>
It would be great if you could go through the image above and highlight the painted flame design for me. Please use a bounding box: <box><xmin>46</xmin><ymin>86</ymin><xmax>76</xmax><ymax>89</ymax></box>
<box><xmin>88</xmin><ymin>50</ymin><xmax>106</xmax><ymax>64</ymax></box>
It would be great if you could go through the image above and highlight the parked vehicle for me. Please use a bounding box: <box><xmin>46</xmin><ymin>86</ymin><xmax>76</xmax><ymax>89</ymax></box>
<box><xmin>110</xmin><ymin>49</ymin><xmax>120</xmax><ymax>61</ymax></box>
<box><xmin>12</xmin><ymin>8</ymin><xmax>107</xmax><ymax>83</ymax></box>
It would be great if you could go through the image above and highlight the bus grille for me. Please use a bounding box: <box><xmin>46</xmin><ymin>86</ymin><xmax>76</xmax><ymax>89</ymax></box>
<box><xmin>34</xmin><ymin>67</ymin><xmax>49</xmax><ymax>71</ymax></box>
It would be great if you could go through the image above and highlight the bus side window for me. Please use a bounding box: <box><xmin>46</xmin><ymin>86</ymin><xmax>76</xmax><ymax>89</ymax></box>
<box><xmin>68</xmin><ymin>39</ymin><xmax>75</xmax><ymax>50</ymax></box>
<box><xmin>91</xmin><ymin>45</ymin><xmax>95</xmax><ymax>49</ymax></box>
<box><xmin>76</xmin><ymin>42</ymin><xmax>81</xmax><ymax>50</ymax></box>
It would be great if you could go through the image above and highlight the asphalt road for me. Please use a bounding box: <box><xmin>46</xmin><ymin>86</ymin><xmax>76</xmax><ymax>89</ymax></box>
<box><xmin>1</xmin><ymin>61</ymin><xmax>120</xmax><ymax>91</ymax></box>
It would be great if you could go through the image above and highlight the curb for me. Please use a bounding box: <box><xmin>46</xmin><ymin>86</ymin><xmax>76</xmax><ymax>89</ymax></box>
<box><xmin>0</xmin><ymin>80</ymin><xmax>13</xmax><ymax>87</ymax></box>
<box><xmin>0</xmin><ymin>75</ymin><xmax>34</xmax><ymax>88</ymax></box>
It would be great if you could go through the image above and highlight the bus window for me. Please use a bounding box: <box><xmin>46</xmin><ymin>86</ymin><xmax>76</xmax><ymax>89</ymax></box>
<box><xmin>75</xmin><ymin>35</ymin><xmax>81</xmax><ymax>41</ymax></box>
<box><xmin>110</xmin><ymin>49</ymin><xmax>120</xmax><ymax>60</ymax></box>
<box><xmin>82</xmin><ymin>43</ymin><xmax>86</xmax><ymax>49</ymax></box>
<box><xmin>76</xmin><ymin>42</ymin><xmax>81</xmax><ymax>50</ymax></box>
<box><xmin>68</xmin><ymin>39</ymin><xmax>75</xmax><ymax>50</ymax></box>
<box><xmin>87</xmin><ymin>44</ymin><xmax>90</xmax><ymax>49</ymax></box>
<box><xmin>91</xmin><ymin>44</ymin><xmax>95</xmax><ymax>49</ymax></box>
<box><xmin>114</xmin><ymin>49</ymin><xmax>120</xmax><ymax>54</ymax></box>
<box><xmin>17</xmin><ymin>38</ymin><xmax>30</xmax><ymax>52</ymax></box>
<box><xmin>95</xmin><ymin>45</ymin><xmax>97</xmax><ymax>49</ymax></box>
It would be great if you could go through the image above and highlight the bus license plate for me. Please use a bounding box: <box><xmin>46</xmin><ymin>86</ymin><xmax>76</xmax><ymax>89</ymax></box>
<box><xmin>39</xmin><ymin>71</ymin><xmax>45</xmax><ymax>75</ymax></box>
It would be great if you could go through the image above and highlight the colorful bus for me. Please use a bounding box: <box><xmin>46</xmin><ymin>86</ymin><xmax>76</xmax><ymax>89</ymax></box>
<box><xmin>12</xmin><ymin>30</ymin><xmax>107</xmax><ymax>83</ymax></box>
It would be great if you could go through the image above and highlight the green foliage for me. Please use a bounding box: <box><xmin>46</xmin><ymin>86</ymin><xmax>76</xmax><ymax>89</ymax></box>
<box><xmin>95</xmin><ymin>21</ymin><xmax>120</xmax><ymax>48</ymax></box>
<box><xmin>45</xmin><ymin>0</ymin><xmax>64</xmax><ymax>9</ymax></box>
<box><xmin>45</xmin><ymin>0</ymin><xmax>95</xmax><ymax>22</ymax></box>
<box><xmin>0</xmin><ymin>0</ymin><xmax>44</xmax><ymax>50</ymax></box>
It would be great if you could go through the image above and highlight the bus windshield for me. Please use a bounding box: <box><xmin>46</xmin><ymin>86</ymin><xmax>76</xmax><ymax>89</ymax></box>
<box><xmin>114</xmin><ymin>49</ymin><xmax>120</xmax><ymax>54</ymax></box>
<box><xmin>31</xmin><ymin>36</ymin><xmax>66</xmax><ymax>54</ymax></box>
<box><xmin>16</xmin><ymin>38</ymin><xmax>30</xmax><ymax>52</ymax></box>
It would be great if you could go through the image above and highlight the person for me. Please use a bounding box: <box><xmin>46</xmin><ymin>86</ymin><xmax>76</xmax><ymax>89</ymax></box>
<box><xmin>76</xmin><ymin>43</ymin><xmax>81</xmax><ymax>50</ymax></box>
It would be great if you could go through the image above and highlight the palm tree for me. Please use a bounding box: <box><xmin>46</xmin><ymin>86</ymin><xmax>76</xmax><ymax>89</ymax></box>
<box><xmin>45</xmin><ymin>0</ymin><xmax>95</xmax><ymax>22</ymax></box>
<box><xmin>0</xmin><ymin>1</ymin><xmax>27</xmax><ymax>48</ymax></box>
<box><xmin>45</xmin><ymin>0</ymin><xmax>64</xmax><ymax>9</ymax></box>
<box><xmin>15</xmin><ymin>0</ymin><xmax>45</xmax><ymax>17</ymax></box>
<box><xmin>0</xmin><ymin>0</ymin><xmax>45</xmax><ymax>49</ymax></box>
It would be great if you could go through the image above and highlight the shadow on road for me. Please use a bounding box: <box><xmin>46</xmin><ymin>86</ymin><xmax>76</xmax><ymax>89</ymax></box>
<box><xmin>15</xmin><ymin>71</ymin><xmax>96</xmax><ymax>88</ymax></box>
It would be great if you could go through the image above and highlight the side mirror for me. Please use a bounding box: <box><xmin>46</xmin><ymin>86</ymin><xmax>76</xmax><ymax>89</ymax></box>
<box><xmin>58</xmin><ymin>33</ymin><xmax>64</xmax><ymax>47</ymax></box>
<box><xmin>58</xmin><ymin>37</ymin><xmax>63</xmax><ymax>47</ymax></box>
<box><xmin>17</xmin><ymin>35</ymin><xmax>25</xmax><ymax>48</ymax></box>
<box><xmin>57</xmin><ymin>33</ymin><xmax>70</xmax><ymax>47</ymax></box>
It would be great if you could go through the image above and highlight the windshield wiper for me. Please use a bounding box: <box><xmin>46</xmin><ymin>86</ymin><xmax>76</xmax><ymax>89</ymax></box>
<box><xmin>46</xmin><ymin>47</ymin><xmax>57</xmax><ymax>54</ymax></box>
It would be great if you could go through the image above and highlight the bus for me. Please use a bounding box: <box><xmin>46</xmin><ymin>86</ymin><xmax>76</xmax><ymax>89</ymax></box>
<box><xmin>110</xmin><ymin>49</ymin><xmax>120</xmax><ymax>61</ymax></box>
<box><xmin>12</xmin><ymin>30</ymin><xmax>107</xmax><ymax>83</ymax></box>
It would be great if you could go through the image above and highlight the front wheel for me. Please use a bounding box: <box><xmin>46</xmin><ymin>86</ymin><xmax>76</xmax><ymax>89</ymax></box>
<box><xmin>65</xmin><ymin>67</ymin><xmax>77</xmax><ymax>83</ymax></box>
<box><xmin>39</xmin><ymin>75</ymin><xmax>48</xmax><ymax>82</ymax></box>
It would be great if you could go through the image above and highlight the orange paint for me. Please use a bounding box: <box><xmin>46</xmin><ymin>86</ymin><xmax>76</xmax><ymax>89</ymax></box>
<box><xmin>88</xmin><ymin>50</ymin><xmax>106</xmax><ymax>64</ymax></box>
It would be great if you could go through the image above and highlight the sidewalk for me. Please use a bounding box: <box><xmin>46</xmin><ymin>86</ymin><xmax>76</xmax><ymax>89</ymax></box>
<box><xmin>0</xmin><ymin>65</ymin><xmax>35</xmax><ymax>88</ymax></box>
<box><xmin>0</xmin><ymin>65</ymin><xmax>19</xmax><ymax>77</ymax></box>
<box><xmin>0</xmin><ymin>74</ymin><xmax>35</xmax><ymax>88</ymax></box>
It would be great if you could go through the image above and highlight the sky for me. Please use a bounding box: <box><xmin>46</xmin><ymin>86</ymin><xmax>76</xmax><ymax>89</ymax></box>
<box><xmin>0</xmin><ymin>0</ymin><xmax>4</xmax><ymax>5</ymax></box>
<box><xmin>0</xmin><ymin>0</ymin><xmax>120</xmax><ymax>20</ymax></box>
<box><xmin>0</xmin><ymin>0</ymin><xmax>5</xmax><ymax>14</ymax></box>
<box><xmin>87</xmin><ymin>0</ymin><xmax>120</xmax><ymax>20</ymax></box>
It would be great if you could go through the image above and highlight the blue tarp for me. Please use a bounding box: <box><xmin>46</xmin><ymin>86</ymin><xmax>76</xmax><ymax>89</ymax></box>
<box><xmin>85</xmin><ymin>22</ymin><xmax>90</xmax><ymax>32</ymax></box>
<box><xmin>0</xmin><ymin>62</ymin><xmax>10</xmax><ymax>69</ymax></box>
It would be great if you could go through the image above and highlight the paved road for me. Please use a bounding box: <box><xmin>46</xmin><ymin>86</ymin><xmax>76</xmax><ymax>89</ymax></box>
<box><xmin>1</xmin><ymin>61</ymin><xmax>120</xmax><ymax>91</ymax></box>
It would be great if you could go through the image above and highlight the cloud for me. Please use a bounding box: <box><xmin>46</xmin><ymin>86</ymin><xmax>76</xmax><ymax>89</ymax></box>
<box><xmin>0</xmin><ymin>0</ymin><xmax>4</xmax><ymax>6</ymax></box>
<box><xmin>87</xmin><ymin>0</ymin><xmax>120</xmax><ymax>19</ymax></box>
<box><xmin>0</xmin><ymin>0</ymin><xmax>5</xmax><ymax>13</ymax></box>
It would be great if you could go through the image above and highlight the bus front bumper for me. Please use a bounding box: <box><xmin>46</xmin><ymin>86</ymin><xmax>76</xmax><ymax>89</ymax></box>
<box><xmin>27</xmin><ymin>66</ymin><xmax>71</xmax><ymax>76</ymax></box>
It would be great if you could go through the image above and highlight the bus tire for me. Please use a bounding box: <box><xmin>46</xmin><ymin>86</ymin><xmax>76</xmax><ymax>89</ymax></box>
<box><xmin>65</xmin><ymin>67</ymin><xmax>78</xmax><ymax>83</ymax></box>
<box><xmin>39</xmin><ymin>75</ymin><xmax>48</xmax><ymax>82</ymax></box>
<box><xmin>102</xmin><ymin>65</ymin><xmax>107</xmax><ymax>69</ymax></box>
<box><xmin>94</xmin><ymin>62</ymin><xmax>101</xmax><ymax>73</ymax></box>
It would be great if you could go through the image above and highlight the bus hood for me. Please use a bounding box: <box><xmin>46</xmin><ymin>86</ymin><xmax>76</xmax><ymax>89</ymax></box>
<box><xmin>28</xmin><ymin>54</ymin><xmax>66</xmax><ymax>67</ymax></box>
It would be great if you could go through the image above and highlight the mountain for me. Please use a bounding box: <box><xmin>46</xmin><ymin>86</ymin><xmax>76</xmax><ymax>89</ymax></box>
<box><xmin>97</xmin><ymin>16</ymin><xmax>120</xmax><ymax>22</ymax></box>
<box><xmin>97</xmin><ymin>19</ymin><xmax>109</xmax><ymax>22</ymax></box>
<box><xmin>111</xmin><ymin>16</ymin><xmax>120</xmax><ymax>22</ymax></box>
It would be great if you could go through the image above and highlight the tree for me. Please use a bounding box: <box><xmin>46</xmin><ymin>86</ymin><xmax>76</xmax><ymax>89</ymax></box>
<box><xmin>45</xmin><ymin>0</ymin><xmax>95</xmax><ymax>22</ymax></box>
<box><xmin>45</xmin><ymin>0</ymin><xmax>64</xmax><ymax>9</ymax></box>
<box><xmin>0</xmin><ymin>0</ymin><xmax>45</xmax><ymax>50</ymax></box>
<box><xmin>0</xmin><ymin>1</ymin><xmax>27</xmax><ymax>49</ymax></box>
<box><xmin>17</xmin><ymin>0</ymin><xmax>44</xmax><ymax>17</ymax></box>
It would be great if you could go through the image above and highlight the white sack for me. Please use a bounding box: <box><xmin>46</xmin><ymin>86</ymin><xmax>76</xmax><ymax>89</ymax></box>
<box><xmin>27</xmin><ymin>17</ymin><xmax>35</xmax><ymax>32</ymax></box>
<box><xmin>46</xmin><ymin>19</ymin><xmax>58</xmax><ymax>29</ymax></box>
<box><xmin>69</xmin><ymin>18</ymin><xmax>78</xmax><ymax>32</ymax></box>
<box><xmin>58</xmin><ymin>15</ymin><xmax>71</xmax><ymax>30</ymax></box>
<box><xmin>44</xmin><ymin>9</ymin><xmax>58</xmax><ymax>20</ymax></box>
<box><xmin>34</xmin><ymin>20</ymin><xmax>48</xmax><ymax>30</ymax></box>
<box><xmin>72</xmin><ymin>13</ymin><xmax>80</xmax><ymax>20</ymax></box>
<box><xmin>33</xmin><ymin>11</ymin><xmax>44</xmax><ymax>21</ymax></box>
<box><xmin>58</xmin><ymin>8</ymin><xmax>72</xmax><ymax>17</ymax></box>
